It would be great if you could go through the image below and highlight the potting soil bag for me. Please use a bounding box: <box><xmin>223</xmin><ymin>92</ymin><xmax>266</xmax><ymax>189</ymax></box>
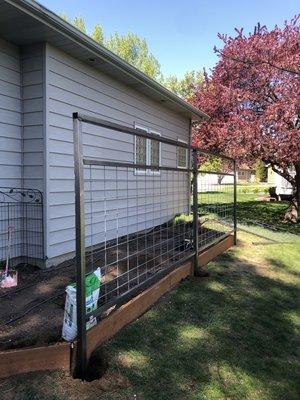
<box><xmin>62</xmin><ymin>267</ymin><xmax>101</xmax><ymax>341</ymax></box>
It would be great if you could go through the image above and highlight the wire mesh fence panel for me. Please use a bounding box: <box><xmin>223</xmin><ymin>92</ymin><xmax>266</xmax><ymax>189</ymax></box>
<box><xmin>0</xmin><ymin>188</ymin><xmax>44</xmax><ymax>267</ymax></box>
<box><xmin>73</xmin><ymin>113</ymin><xmax>236</xmax><ymax>379</ymax></box>
<box><xmin>74</xmin><ymin>114</ymin><xmax>237</xmax><ymax>312</ymax></box>
<box><xmin>84</xmin><ymin>163</ymin><xmax>193</xmax><ymax>312</ymax></box>
<box><xmin>197</xmin><ymin>161</ymin><xmax>235</xmax><ymax>250</ymax></box>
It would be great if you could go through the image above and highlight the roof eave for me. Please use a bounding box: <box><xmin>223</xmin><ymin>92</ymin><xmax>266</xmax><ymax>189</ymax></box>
<box><xmin>6</xmin><ymin>0</ymin><xmax>209</xmax><ymax>121</ymax></box>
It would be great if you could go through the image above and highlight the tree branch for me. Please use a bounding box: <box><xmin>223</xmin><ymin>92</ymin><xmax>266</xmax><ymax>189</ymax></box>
<box><xmin>217</xmin><ymin>50</ymin><xmax>300</xmax><ymax>76</ymax></box>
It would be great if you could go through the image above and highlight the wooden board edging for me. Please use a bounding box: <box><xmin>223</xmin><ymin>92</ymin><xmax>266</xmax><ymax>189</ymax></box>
<box><xmin>85</xmin><ymin>235</ymin><xmax>233</xmax><ymax>359</ymax></box>
<box><xmin>85</xmin><ymin>260</ymin><xmax>193</xmax><ymax>359</ymax></box>
<box><xmin>0</xmin><ymin>235</ymin><xmax>233</xmax><ymax>379</ymax></box>
<box><xmin>198</xmin><ymin>234</ymin><xmax>234</xmax><ymax>267</ymax></box>
<box><xmin>0</xmin><ymin>343</ymin><xmax>70</xmax><ymax>379</ymax></box>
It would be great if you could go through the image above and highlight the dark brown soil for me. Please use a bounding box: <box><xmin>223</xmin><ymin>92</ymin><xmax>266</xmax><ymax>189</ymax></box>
<box><xmin>0</xmin><ymin>223</ymin><xmax>195</xmax><ymax>351</ymax></box>
<box><xmin>0</xmin><ymin>261</ymin><xmax>75</xmax><ymax>351</ymax></box>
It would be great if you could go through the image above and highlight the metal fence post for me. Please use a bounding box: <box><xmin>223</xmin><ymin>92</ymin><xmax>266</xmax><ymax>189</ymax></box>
<box><xmin>192</xmin><ymin>149</ymin><xmax>200</xmax><ymax>274</ymax></box>
<box><xmin>73</xmin><ymin>113</ymin><xmax>87</xmax><ymax>380</ymax></box>
<box><xmin>233</xmin><ymin>159</ymin><xmax>237</xmax><ymax>245</ymax></box>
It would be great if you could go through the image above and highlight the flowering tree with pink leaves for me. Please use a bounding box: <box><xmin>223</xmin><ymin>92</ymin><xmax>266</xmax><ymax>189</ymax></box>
<box><xmin>191</xmin><ymin>16</ymin><xmax>300</xmax><ymax>222</ymax></box>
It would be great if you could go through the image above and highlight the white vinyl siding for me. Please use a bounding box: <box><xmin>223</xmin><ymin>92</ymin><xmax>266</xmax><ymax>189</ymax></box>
<box><xmin>22</xmin><ymin>44</ymin><xmax>45</xmax><ymax>192</ymax></box>
<box><xmin>0</xmin><ymin>39</ymin><xmax>46</xmax><ymax>264</ymax></box>
<box><xmin>0</xmin><ymin>38</ymin><xmax>22</xmax><ymax>261</ymax></box>
<box><xmin>45</xmin><ymin>44</ymin><xmax>190</xmax><ymax>262</ymax></box>
<box><xmin>0</xmin><ymin>40</ymin><xmax>45</xmax><ymax>192</ymax></box>
<box><xmin>0</xmin><ymin>38</ymin><xmax>22</xmax><ymax>188</ymax></box>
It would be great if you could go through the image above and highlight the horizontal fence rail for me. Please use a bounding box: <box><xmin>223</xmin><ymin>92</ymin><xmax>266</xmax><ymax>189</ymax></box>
<box><xmin>73</xmin><ymin>112</ymin><xmax>236</xmax><ymax>379</ymax></box>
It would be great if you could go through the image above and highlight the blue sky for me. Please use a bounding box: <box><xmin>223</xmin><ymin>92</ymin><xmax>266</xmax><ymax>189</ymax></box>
<box><xmin>41</xmin><ymin>0</ymin><xmax>299</xmax><ymax>78</ymax></box>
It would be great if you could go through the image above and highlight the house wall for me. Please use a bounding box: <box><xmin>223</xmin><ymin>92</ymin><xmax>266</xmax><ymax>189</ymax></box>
<box><xmin>268</xmin><ymin>168</ymin><xmax>293</xmax><ymax>196</ymax></box>
<box><xmin>0</xmin><ymin>38</ymin><xmax>45</xmax><ymax>263</ymax></box>
<box><xmin>0</xmin><ymin>38</ymin><xmax>22</xmax><ymax>260</ymax></box>
<box><xmin>198</xmin><ymin>173</ymin><xmax>234</xmax><ymax>188</ymax></box>
<box><xmin>0</xmin><ymin>38</ymin><xmax>22</xmax><ymax>188</ymax></box>
<box><xmin>21</xmin><ymin>43</ymin><xmax>45</xmax><ymax>261</ymax></box>
<box><xmin>45</xmin><ymin>44</ymin><xmax>190</xmax><ymax>263</ymax></box>
<box><xmin>237</xmin><ymin>169</ymin><xmax>254</xmax><ymax>183</ymax></box>
<box><xmin>267</xmin><ymin>168</ymin><xmax>276</xmax><ymax>185</ymax></box>
<box><xmin>0</xmin><ymin>40</ymin><xmax>44</xmax><ymax>191</ymax></box>
<box><xmin>21</xmin><ymin>43</ymin><xmax>45</xmax><ymax>193</ymax></box>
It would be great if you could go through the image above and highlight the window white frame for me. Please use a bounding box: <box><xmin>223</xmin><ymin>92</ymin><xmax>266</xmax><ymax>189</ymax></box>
<box><xmin>177</xmin><ymin>138</ymin><xmax>188</xmax><ymax>169</ymax></box>
<box><xmin>134</xmin><ymin>123</ymin><xmax>161</xmax><ymax>175</ymax></box>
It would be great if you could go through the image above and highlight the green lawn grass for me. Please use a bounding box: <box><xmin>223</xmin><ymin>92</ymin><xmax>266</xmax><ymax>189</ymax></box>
<box><xmin>2</xmin><ymin>229</ymin><xmax>299</xmax><ymax>400</ymax></box>
<box><xmin>198</xmin><ymin>187</ymin><xmax>299</xmax><ymax>235</ymax></box>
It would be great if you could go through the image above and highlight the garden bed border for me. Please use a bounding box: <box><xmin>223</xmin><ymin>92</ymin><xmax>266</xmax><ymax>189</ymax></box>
<box><xmin>0</xmin><ymin>234</ymin><xmax>233</xmax><ymax>379</ymax></box>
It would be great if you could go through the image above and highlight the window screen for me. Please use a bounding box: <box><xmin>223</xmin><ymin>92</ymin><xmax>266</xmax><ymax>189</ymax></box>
<box><xmin>150</xmin><ymin>138</ymin><xmax>160</xmax><ymax>167</ymax></box>
<box><xmin>135</xmin><ymin>136</ymin><xmax>147</xmax><ymax>165</ymax></box>
<box><xmin>177</xmin><ymin>145</ymin><xmax>187</xmax><ymax>168</ymax></box>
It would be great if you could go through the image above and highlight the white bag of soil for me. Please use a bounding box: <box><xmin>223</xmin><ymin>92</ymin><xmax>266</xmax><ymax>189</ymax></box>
<box><xmin>62</xmin><ymin>267</ymin><xmax>101</xmax><ymax>342</ymax></box>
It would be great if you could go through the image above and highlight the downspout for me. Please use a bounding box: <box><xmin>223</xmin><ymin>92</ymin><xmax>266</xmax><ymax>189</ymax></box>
<box><xmin>187</xmin><ymin>119</ymin><xmax>192</xmax><ymax>214</ymax></box>
<box><xmin>20</xmin><ymin>47</ymin><xmax>25</xmax><ymax>260</ymax></box>
<box><xmin>20</xmin><ymin>48</ymin><xmax>24</xmax><ymax>190</ymax></box>
<box><xmin>42</xmin><ymin>42</ymin><xmax>48</xmax><ymax>266</ymax></box>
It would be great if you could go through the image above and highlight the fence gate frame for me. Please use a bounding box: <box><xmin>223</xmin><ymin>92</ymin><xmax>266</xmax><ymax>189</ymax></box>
<box><xmin>72</xmin><ymin>112</ymin><xmax>237</xmax><ymax>380</ymax></box>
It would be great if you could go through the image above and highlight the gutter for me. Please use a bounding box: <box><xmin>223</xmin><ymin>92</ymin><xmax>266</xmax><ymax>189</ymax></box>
<box><xmin>5</xmin><ymin>0</ymin><xmax>210</xmax><ymax>121</ymax></box>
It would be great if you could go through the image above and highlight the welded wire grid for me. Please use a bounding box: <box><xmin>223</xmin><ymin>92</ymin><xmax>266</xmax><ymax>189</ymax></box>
<box><xmin>0</xmin><ymin>188</ymin><xmax>44</xmax><ymax>267</ymax></box>
<box><xmin>197</xmin><ymin>172</ymin><xmax>234</xmax><ymax>249</ymax></box>
<box><xmin>84</xmin><ymin>163</ymin><xmax>193</xmax><ymax>309</ymax></box>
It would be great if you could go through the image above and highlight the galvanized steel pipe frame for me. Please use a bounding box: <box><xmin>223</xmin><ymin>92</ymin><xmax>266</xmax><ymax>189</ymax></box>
<box><xmin>192</xmin><ymin>149</ymin><xmax>200</xmax><ymax>274</ymax></box>
<box><xmin>72</xmin><ymin>112</ymin><xmax>237</xmax><ymax>380</ymax></box>
<box><xmin>73</xmin><ymin>116</ymin><xmax>87</xmax><ymax>380</ymax></box>
<box><xmin>73</xmin><ymin>112</ymin><xmax>234</xmax><ymax>161</ymax></box>
<box><xmin>233</xmin><ymin>160</ymin><xmax>238</xmax><ymax>245</ymax></box>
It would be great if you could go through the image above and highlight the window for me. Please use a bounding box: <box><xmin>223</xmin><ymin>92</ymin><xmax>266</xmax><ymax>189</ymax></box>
<box><xmin>149</xmin><ymin>131</ymin><xmax>161</xmax><ymax>170</ymax></box>
<box><xmin>135</xmin><ymin>136</ymin><xmax>147</xmax><ymax>165</ymax></box>
<box><xmin>134</xmin><ymin>124</ymin><xmax>161</xmax><ymax>174</ymax></box>
<box><xmin>177</xmin><ymin>139</ymin><xmax>188</xmax><ymax>168</ymax></box>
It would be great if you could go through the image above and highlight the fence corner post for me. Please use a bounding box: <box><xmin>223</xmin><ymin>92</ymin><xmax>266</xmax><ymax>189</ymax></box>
<box><xmin>192</xmin><ymin>149</ymin><xmax>200</xmax><ymax>275</ymax></box>
<box><xmin>73</xmin><ymin>113</ymin><xmax>87</xmax><ymax>380</ymax></box>
<box><xmin>233</xmin><ymin>159</ymin><xmax>237</xmax><ymax>245</ymax></box>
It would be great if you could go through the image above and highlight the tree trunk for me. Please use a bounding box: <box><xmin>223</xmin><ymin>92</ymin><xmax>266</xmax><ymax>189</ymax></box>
<box><xmin>218</xmin><ymin>174</ymin><xmax>224</xmax><ymax>185</ymax></box>
<box><xmin>284</xmin><ymin>163</ymin><xmax>300</xmax><ymax>223</ymax></box>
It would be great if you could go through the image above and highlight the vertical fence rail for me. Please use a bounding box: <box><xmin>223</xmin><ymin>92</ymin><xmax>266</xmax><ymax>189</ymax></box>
<box><xmin>72</xmin><ymin>112</ymin><xmax>236</xmax><ymax>380</ymax></box>
<box><xmin>233</xmin><ymin>160</ymin><xmax>238</xmax><ymax>245</ymax></box>
<box><xmin>192</xmin><ymin>149</ymin><xmax>199</xmax><ymax>275</ymax></box>
<box><xmin>73</xmin><ymin>115</ymin><xmax>87</xmax><ymax>380</ymax></box>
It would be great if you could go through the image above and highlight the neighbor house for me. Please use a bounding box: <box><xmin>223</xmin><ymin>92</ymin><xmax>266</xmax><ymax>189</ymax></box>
<box><xmin>198</xmin><ymin>165</ymin><xmax>254</xmax><ymax>189</ymax></box>
<box><xmin>0</xmin><ymin>0</ymin><xmax>208</xmax><ymax>267</ymax></box>
<box><xmin>236</xmin><ymin>165</ymin><xmax>255</xmax><ymax>183</ymax></box>
<box><xmin>267</xmin><ymin>167</ymin><xmax>294</xmax><ymax>197</ymax></box>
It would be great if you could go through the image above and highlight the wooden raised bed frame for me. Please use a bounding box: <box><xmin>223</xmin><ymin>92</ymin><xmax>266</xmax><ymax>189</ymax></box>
<box><xmin>0</xmin><ymin>235</ymin><xmax>234</xmax><ymax>379</ymax></box>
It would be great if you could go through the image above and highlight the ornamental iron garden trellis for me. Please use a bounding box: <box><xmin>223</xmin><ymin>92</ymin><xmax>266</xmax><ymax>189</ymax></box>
<box><xmin>0</xmin><ymin>187</ymin><xmax>44</xmax><ymax>268</ymax></box>
<box><xmin>73</xmin><ymin>112</ymin><xmax>237</xmax><ymax>379</ymax></box>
